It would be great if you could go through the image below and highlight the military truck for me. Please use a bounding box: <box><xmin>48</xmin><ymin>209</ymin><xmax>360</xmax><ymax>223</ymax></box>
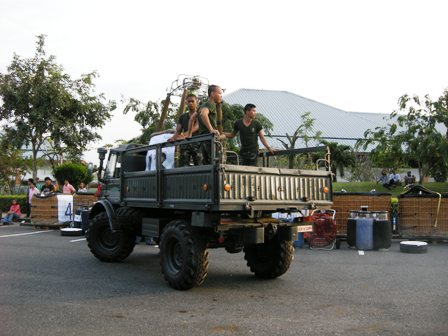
<box><xmin>86</xmin><ymin>133</ymin><xmax>333</xmax><ymax>290</ymax></box>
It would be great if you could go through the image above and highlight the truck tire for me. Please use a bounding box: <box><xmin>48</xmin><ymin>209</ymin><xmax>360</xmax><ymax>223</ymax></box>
<box><xmin>160</xmin><ymin>220</ymin><xmax>209</xmax><ymax>290</ymax></box>
<box><xmin>244</xmin><ymin>237</ymin><xmax>294</xmax><ymax>279</ymax></box>
<box><xmin>86</xmin><ymin>212</ymin><xmax>136</xmax><ymax>262</ymax></box>
<box><xmin>115</xmin><ymin>206</ymin><xmax>141</xmax><ymax>232</ymax></box>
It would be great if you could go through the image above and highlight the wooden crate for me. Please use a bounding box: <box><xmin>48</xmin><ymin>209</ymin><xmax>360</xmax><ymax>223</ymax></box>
<box><xmin>332</xmin><ymin>192</ymin><xmax>392</xmax><ymax>235</ymax></box>
<box><xmin>30</xmin><ymin>195</ymin><xmax>59</xmax><ymax>225</ymax></box>
<box><xmin>398</xmin><ymin>195</ymin><xmax>448</xmax><ymax>239</ymax></box>
<box><xmin>73</xmin><ymin>193</ymin><xmax>97</xmax><ymax>213</ymax></box>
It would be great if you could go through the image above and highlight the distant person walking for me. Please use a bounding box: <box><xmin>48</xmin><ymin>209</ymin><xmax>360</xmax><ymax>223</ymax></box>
<box><xmin>27</xmin><ymin>179</ymin><xmax>39</xmax><ymax>217</ymax></box>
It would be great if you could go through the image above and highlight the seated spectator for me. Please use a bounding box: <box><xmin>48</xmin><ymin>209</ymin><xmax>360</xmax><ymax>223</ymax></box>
<box><xmin>41</xmin><ymin>176</ymin><xmax>55</xmax><ymax>194</ymax></box>
<box><xmin>403</xmin><ymin>171</ymin><xmax>416</xmax><ymax>186</ymax></box>
<box><xmin>62</xmin><ymin>179</ymin><xmax>76</xmax><ymax>194</ymax></box>
<box><xmin>1</xmin><ymin>199</ymin><xmax>21</xmax><ymax>225</ymax></box>
<box><xmin>78</xmin><ymin>181</ymin><xmax>88</xmax><ymax>192</ymax></box>
<box><xmin>376</xmin><ymin>169</ymin><xmax>389</xmax><ymax>188</ymax></box>
<box><xmin>385</xmin><ymin>169</ymin><xmax>401</xmax><ymax>189</ymax></box>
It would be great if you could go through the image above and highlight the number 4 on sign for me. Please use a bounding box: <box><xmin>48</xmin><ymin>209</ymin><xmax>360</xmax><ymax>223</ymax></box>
<box><xmin>65</xmin><ymin>203</ymin><xmax>72</xmax><ymax>220</ymax></box>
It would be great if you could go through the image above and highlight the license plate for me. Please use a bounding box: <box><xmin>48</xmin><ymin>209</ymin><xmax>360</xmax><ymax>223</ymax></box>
<box><xmin>297</xmin><ymin>225</ymin><xmax>313</xmax><ymax>232</ymax></box>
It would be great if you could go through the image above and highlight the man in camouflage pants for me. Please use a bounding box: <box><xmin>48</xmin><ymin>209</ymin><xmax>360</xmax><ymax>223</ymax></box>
<box><xmin>169</xmin><ymin>93</ymin><xmax>202</xmax><ymax>166</ymax></box>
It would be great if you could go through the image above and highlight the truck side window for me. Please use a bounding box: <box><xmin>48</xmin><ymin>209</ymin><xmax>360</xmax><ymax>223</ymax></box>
<box><xmin>104</xmin><ymin>153</ymin><xmax>117</xmax><ymax>178</ymax></box>
<box><xmin>115</xmin><ymin>160</ymin><xmax>121</xmax><ymax>178</ymax></box>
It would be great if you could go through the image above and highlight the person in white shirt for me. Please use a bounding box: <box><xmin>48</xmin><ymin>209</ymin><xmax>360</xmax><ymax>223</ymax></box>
<box><xmin>385</xmin><ymin>169</ymin><xmax>401</xmax><ymax>189</ymax></box>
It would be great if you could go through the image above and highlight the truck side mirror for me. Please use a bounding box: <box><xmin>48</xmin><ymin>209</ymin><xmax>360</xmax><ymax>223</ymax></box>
<box><xmin>97</xmin><ymin>147</ymin><xmax>108</xmax><ymax>180</ymax></box>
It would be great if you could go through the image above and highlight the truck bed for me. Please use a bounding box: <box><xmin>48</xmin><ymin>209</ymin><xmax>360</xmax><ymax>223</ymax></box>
<box><xmin>122</xmin><ymin>164</ymin><xmax>332</xmax><ymax>212</ymax></box>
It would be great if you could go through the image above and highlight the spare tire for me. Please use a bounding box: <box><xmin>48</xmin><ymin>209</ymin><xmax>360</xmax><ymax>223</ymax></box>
<box><xmin>61</xmin><ymin>228</ymin><xmax>84</xmax><ymax>236</ymax></box>
<box><xmin>400</xmin><ymin>241</ymin><xmax>428</xmax><ymax>254</ymax></box>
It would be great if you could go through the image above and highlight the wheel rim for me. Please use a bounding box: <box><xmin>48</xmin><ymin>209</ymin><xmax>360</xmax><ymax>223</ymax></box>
<box><xmin>99</xmin><ymin>227</ymin><xmax>120</xmax><ymax>249</ymax></box>
<box><xmin>166</xmin><ymin>237</ymin><xmax>183</xmax><ymax>275</ymax></box>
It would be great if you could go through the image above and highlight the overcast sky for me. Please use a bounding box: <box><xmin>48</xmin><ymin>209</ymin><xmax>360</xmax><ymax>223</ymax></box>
<box><xmin>1</xmin><ymin>0</ymin><xmax>447</xmax><ymax>164</ymax></box>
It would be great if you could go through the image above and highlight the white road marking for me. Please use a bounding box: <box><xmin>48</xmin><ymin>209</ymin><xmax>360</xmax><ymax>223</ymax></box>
<box><xmin>70</xmin><ymin>238</ymin><xmax>86</xmax><ymax>243</ymax></box>
<box><xmin>358</xmin><ymin>250</ymin><xmax>365</xmax><ymax>255</ymax></box>
<box><xmin>0</xmin><ymin>230</ymin><xmax>52</xmax><ymax>238</ymax></box>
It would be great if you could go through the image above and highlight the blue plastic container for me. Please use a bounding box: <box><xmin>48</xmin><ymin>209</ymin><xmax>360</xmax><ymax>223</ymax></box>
<box><xmin>356</xmin><ymin>218</ymin><xmax>374</xmax><ymax>250</ymax></box>
<box><xmin>293</xmin><ymin>233</ymin><xmax>304</xmax><ymax>248</ymax></box>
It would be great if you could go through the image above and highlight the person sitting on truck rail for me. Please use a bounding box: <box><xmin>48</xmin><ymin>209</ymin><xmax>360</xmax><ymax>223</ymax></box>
<box><xmin>168</xmin><ymin>93</ymin><xmax>202</xmax><ymax>166</ymax></box>
<box><xmin>191</xmin><ymin>84</ymin><xmax>223</xmax><ymax>164</ymax></box>
<box><xmin>222</xmin><ymin>103</ymin><xmax>274</xmax><ymax>166</ymax></box>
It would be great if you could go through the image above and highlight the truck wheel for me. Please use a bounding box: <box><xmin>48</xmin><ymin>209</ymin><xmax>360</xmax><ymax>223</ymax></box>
<box><xmin>160</xmin><ymin>220</ymin><xmax>209</xmax><ymax>290</ymax></box>
<box><xmin>115</xmin><ymin>206</ymin><xmax>141</xmax><ymax>232</ymax></box>
<box><xmin>244</xmin><ymin>237</ymin><xmax>293</xmax><ymax>279</ymax></box>
<box><xmin>86</xmin><ymin>212</ymin><xmax>136</xmax><ymax>262</ymax></box>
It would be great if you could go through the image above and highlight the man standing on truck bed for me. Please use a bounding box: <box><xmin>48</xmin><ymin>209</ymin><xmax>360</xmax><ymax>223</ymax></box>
<box><xmin>194</xmin><ymin>84</ymin><xmax>223</xmax><ymax>164</ymax></box>
<box><xmin>223</xmin><ymin>103</ymin><xmax>274</xmax><ymax>166</ymax></box>
<box><xmin>168</xmin><ymin>93</ymin><xmax>202</xmax><ymax>166</ymax></box>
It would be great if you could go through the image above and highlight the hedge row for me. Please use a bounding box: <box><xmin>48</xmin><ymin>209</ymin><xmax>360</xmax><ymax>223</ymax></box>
<box><xmin>0</xmin><ymin>195</ymin><xmax>27</xmax><ymax>213</ymax></box>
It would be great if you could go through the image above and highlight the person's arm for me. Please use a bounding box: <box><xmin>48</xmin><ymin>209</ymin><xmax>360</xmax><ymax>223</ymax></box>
<box><xmin>220</xmin><ymin>120</ymin><xmax>239</xmax><ymax>141</ymax></box>
<box><xmin>168</xmin><ymin>123</ymin><xmax>183</xmax><ymax>142</ymax></box>
<box><xmin>200</xmin><ymin>108</ymin><xmax>220</xmax><ymax>136</ymax></box>
<box><xmin>259</xmin><ymin>130</ymin><xmax>274</xmax><ymax>154</ymax></box>
<box><xmin>186</xmin><ymin>112</ymin><xmax>198</xmax><ymax>138</ymax></box>
<box><xmin>222</xmin><ymin>132</ymin><xmax>236</xmax><ymax>139</ymax></box>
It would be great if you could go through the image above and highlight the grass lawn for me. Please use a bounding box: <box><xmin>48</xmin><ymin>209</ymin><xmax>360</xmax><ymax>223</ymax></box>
<box><xmin>333</xmin><ymin>182</ymin><xmax>448</xmax><ymax>197</ymax></box>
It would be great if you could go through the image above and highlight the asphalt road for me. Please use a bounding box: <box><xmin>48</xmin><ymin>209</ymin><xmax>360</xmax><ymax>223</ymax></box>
<box><xmin>0</xmin><ymin>224</ymin><xmax>447</xmax><ymax>336</ymax></box>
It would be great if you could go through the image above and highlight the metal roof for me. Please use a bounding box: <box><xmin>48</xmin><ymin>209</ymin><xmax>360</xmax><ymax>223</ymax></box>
<box><xmin>223</xmin><ymin>89</ymin><xmax>391</xmax><ymax>149</ymax></box>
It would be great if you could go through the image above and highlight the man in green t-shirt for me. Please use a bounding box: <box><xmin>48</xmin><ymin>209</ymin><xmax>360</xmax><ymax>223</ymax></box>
<box><xmin>168</xmin><ymin>94</ymin><xmax>202</xmax><ymax>166</ymax></box>
<box><xmin>223</xmin><ymin>103</ymin><xmax>274</xmax><ymax>166</ymax></box>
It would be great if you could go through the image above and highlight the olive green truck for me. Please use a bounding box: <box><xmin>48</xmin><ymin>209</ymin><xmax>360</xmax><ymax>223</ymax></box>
<box><xmin>86</xmin><ymin>134</ymin><xmax>333</xmax><ymax>290</ymax></box>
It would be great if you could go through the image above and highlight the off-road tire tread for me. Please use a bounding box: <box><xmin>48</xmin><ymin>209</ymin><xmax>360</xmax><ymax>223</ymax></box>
<box><xmin>86</xmin><ymin>212</ymin><xmax>135</xmax><ymax>262</ymax></box>
<box><xmin>244</xmin><ymin>238</ymin><xmax>293</xmax><ymax>279</ymax></box>
<box><xmin>160</xmin><ymin>220</ymin><xmax>209</xmax><ymax>290</ymax></box>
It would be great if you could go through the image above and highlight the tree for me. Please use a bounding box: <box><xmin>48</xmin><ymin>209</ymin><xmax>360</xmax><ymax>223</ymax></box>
<box><xmin>122</xmin><ymin>97</ymin><xmax>178</xmax><ymax>144</ymax></box>
<box><xmin>356</xmin><ymin>91</ymin><xmax>448</xmax><ymax>183</ymax></box>
<box><xmin>0</xmin><ymin>136</ymin><xmax>30</xmax><ymax>193</ymax></box>
<box><xmin>276</xmin><ymin>112</ymin><xmax>322</xmax><ymax>168</ymax></box>
<box><xmin>321</xmin><ymin>140</ymin><xmax>356</xmax><ymax>182</ymax></box>
<box><xmin>0</xmin><ymin>35</ymin><xmax>116</xmax><ymax>178</ymax></box>
<box><xmin>53</xmin><ymin>162</ymin><xmax>92</xmax><ymax>189</ymax></box>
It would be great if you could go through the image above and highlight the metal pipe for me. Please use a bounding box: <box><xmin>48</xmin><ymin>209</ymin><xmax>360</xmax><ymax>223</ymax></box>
<box><xmin>176</xmin><ymin>89</ymin><xmax>188</xmax><ymax>120</ymax></box>
<box><xmin>156</xmin><ymin>93</ymin><xmax>171</xmax><ymax>132</ymax></box>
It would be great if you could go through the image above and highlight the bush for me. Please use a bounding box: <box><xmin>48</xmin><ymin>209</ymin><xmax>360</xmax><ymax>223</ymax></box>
<box><xmin>0</xmin><ymin>195</ymin><xmax>27</xmax><ymax>213</ymax></box>
<box><xmin>53</xmin><ymin>162</ymin><xmax>92</xmax><ymax>190</ymax></box>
